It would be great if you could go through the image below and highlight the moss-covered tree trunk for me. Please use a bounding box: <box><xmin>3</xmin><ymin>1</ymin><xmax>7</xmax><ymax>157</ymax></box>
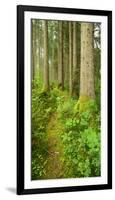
<box><xmin>44</xmin><ymin>20</ymin><xmax>49</xmax><ymax>90</ymax></box>
<box><xmin>80</xmin><ymin>23</ymin><xmax>95</xmax><ymax>107</ymax></box>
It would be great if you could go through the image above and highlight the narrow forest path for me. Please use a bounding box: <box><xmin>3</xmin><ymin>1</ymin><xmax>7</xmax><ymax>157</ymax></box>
<box><xmin>43</xmin><ymin>112</ymin><xmax>64</xmax><ymax>179</ymax></box>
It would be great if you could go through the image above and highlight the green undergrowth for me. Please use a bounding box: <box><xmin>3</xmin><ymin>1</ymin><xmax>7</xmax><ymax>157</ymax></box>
<box><xmin>32</xmin><ymin>76</ymin><xmax>101</xmax><ymax>179</ymax></box>
<box><xmin>58</xmin><ymin>98</ymin><xmax>101</xmax><ymax>178</ymax></box>
<box><xmin>31</xmin><ymin>76</ymin><xmax>66</xmax><ymax>179</ymax></box>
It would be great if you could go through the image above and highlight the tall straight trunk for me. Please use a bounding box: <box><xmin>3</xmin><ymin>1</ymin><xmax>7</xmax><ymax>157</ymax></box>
<box><xmin>80</xmin><ymin>23</ymin><xmax>95</xmax><ymax>103</ymax></box>
<box><xmin>44</xmin><ymin>20</ymin><xmax>49</xmax><ymax>90</ymax></box>
<box><xmin>58</xmin><ymin>21</ymin><xmax>64</xmax><ymax>89</ymax></box>
<box><xmin>73</xmin><ymin>22</ymin><xmax>77</xmax><ymax>95</ymax></box>
<box><xmin>51</xmin><ymin>46</ymin><xmax>55</xmax><ymax>82</ymax></box>
<box><xmin>64</xmin><ymin>52</ymin><xmax>69</xmax><ymax>88</ymax></box>
<box><xmin>32</xmin><ymin>20</ymin><xmax>36</xmax><ymax>80</ymax></box>
<box><xmin>36</xmin><ymin>21</ymin><xmax>40</xmax><ymax>74</ymax></box>
<box><xmin>39</xmin><ymin>20</ymin><xmax>44</xmax><ymax>82</ymax></box>
<box><xmin>53</xmin><ymin>47</ymin><xmax>58</xmax><ymax>85</ymax></box>
<box><xmin>69</xmin><ymin>22</ymin><xmax>73</xmax><ymax>95</ymax></box>
<box><xmin>38</xmin><ymin>45</ymin><xmax>40</xmax><ymax>74</ymax></box>
<box><xmin>49</xmin><ymin>35</ymin><xmax>55</xmax><ymax>83</ymax></box>
<box><xmin>63</xmin><ymin>22</ymin><xmax>69</xmax><ymax>89</ymax></box>
<box><xmin>76</xmin><ymin>23</ymin><xmax>81</xmax><ymax>97</ymax></box>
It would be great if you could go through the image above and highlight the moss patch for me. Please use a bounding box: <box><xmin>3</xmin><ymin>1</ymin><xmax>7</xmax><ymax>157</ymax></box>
<box><xmin>78</xmin><ymin>96</ymin><xmax>94</xmax><ymax>112</ymax></box>
<box><xmin>43</xmin><ymin>113</ymin><xmax>64</xmax><ymax>179</ymax></box>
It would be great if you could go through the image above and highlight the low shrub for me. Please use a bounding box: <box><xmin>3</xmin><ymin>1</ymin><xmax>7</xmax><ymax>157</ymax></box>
<box><xmin>59</xmin><ymin>99</ymin><xmax>101</xmax><ymax>178</ymax></box>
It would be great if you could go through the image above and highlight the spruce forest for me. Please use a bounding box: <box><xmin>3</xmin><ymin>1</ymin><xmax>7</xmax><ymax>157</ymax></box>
<box><xmin>31</xmin><ymin>19</ymin><xmax>101</xmax><ymax>180</ymax></box>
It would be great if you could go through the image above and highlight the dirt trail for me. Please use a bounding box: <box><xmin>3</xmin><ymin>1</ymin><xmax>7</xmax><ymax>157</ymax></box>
<box><xmin>43</xmin><ymin>113</ymin><xmax>64</xmax><ymax>179</ymax></box>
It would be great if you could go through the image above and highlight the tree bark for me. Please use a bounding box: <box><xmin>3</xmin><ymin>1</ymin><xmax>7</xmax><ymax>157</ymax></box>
<box><xmin>32</xmin><ymin>20</ymin><xmax>36</xmax><ymax>80</ymax></box>
<box><xmin>36</xmin><ymin>21</ymin><xmax>40</xmax><ymax>74</ymax></box>
<box><xmin>69</xmin><ymin>22</ymin><xmax>73</xmax><ymax>95</ymax></box>
<box><xmin>44</xmin><ymin>20</ymin><xmax>49</xmax><ymax>90</ymax></box>
<box><xmin>80</xmin><ymin>23</ymin><xmax>95</xmax><ymax>101</ymax></box>
<box><xmin>58</xmin><ymin>21</ymin><xmax>64</xmax><ymax>90</ymax></box>
<box><xmin>73</xmin><ymin>22</ymin><xmax>77</xmax><ymax>96</ymax></box>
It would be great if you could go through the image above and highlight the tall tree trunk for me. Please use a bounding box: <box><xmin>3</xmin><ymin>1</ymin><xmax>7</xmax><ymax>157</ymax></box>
<box><xmin>63</xmin><ymin>22</ymin><xmax>69</xmax><ymax>89</ymax></box>
<box><xmin>36</xmin><ymin>21</ymin><xmax>39</xmax><ymax>75</ymax></box>
<box><xmin>44</xmin><ymin>20</ymin><xmax>49</xmax><ymax>90</ymax></box>
<box><xmin>53</xmin><ymin>46</ymin><xmax>58</xmax><ymax>85</ymax></box>
<box><xmin>32</xmin><ymin>20</ymin><xmax>36</xmax><ymax>80</ymax></box>
<box><xmin>64</xmin><ymin>52</ymin><xmax>69</xmax><ymax>88</ymax></box>
<box><xmin>69</xmin><ymin>22</ymin><xmax>73</xmax><ymax>95</ymax></box>
<box><xmin>80</xmin><ymin>23</ymin><xmax>95</xmax><ymax>106</ymax></box>
<box><xmin>58</xmin><ymin>21</ymin><xmax>64</xmax><ymax>90</ymax></box>
<box><xmin>73</xmin><ymin>22</ymin><xmax>77</xmax><ymax>96</ymax></box>
<box><xmin>50</xmin><ymin>36</ymin><xmax>55</xmax><ymax>83</ymax></box>
<box><xmin>51</xmin><ymin>46</ymin><xmax>55</xmax><ymax>82</ymax></box>
<box><xmin>76</xmin><ymin>23</ymin><xmax>81</xmax><ymax>97</ymax></box>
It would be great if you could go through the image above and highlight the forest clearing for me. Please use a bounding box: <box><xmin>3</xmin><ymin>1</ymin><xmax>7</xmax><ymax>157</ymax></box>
<box><xmin>31</xmin><ymin>19</ymin><xmax>101</xmax><ymax>180</ymax></box>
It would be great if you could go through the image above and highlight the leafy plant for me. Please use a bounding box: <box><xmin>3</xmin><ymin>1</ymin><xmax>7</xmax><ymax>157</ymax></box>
<box><xmin>59</xmin><ymin>99</ymin><xmax>101</xmax><ymax>178</ymax></box>
<box><xmin>31</xmin><ymin>77</ymin><xmax>59</xmax><ymax>179</ymax></box>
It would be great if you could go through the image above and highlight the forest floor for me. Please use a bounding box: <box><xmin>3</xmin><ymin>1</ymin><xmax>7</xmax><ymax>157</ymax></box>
<box><xmin>43</xmin><ymin>112</ymin><xmax>64</xmax><ymax>179</ymax></box>
<box><xmin>32</xmin><ymin>86</ymin><xmax>100</xmax><ymax>180</ymax></box>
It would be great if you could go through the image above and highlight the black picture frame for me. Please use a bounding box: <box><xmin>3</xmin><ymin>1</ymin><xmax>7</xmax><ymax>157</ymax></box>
<box><xmin>17</xmin><ymin>5</ymin><xmax>112</xmax><ymax>195</ymax></box>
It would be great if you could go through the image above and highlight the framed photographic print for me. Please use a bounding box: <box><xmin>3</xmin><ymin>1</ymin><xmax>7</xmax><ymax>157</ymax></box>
<box><xmin>17</xmin><ymin>5</ymin><xmax>112</xmax><ymax>195</ymax></box>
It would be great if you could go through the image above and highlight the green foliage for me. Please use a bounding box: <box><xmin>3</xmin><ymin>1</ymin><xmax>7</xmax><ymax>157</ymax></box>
<box><xmin>32</xmin><ymin>76</ymin><xmax>101</xmax><ymax>179</ymax></box>
<box><xmin>32</xmin><ymin>77</ymin><xmax>58</xmax><ymax>179</ymax></box>
<box><xmin>32</xmin><ymin>72</ymin><xmax>43</xmax><ymax>90</ymax></box>
<box><xmin>57</xmin><ymin>98</ymin><xmax>76</xmax><ymax>120</ymax></box>
<box><xmin>32</xmin><ymin>142</ymin><xmax>48</xmax><ymax>179</ymax></box>
<box><xmin>59</xmin><ymin>99</ymin><xmax>101</xmax><ymax>178</ymax></box>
